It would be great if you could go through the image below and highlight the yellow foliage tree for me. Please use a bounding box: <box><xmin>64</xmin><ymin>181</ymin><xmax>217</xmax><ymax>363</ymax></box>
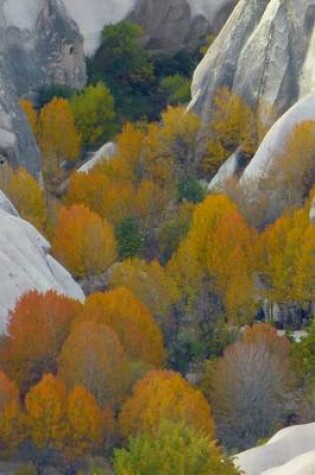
<box><xmin>119</xmin><ymin>369</ymin><xmax>214</xmax><ymax>438</ymax></box>
<box><xmin>2</xmin><ymin>167</ymin><xmax>47</xmax><ymax>230</ymax></box>
<box><xmin>38</xmin><ymin>97</ymin><xmax>81</xmax><ymax>184</ymax></box>
<box><xmin>204</xmin><ymin>88</ymin><xmax>268</xmax><ymax>174</ymax></box>
<box><xmin>169</xmin><ymin>194</ymin><xmax>258</xmax><ymax>322</ymax></box>
<box><xmin>109</xmin><ymin>258</ymin><xmax>180</xmax><ymax>320</ymax></box>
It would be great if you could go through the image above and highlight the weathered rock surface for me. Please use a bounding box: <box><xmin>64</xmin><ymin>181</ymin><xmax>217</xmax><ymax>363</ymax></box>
<box><xmin>237</xmin><ymin>94</ymin><xmax>315</xmax><ymax>225</ymax></box>
<box><xmin>0</xmin><ymin>0</ymin><xmax>86</xmax><ymax>173</ymax></box>
<box><xmin>235</xmin><ymin>423</ymin><xmax>315</xmax><ymax>475</ymax></box>
<box><xmin>207</xmin><ymin>149</ymin><xmax>247</xmax><ymax>193</ymax></box>
<box><xmin>190</xmin><ymin>0</ymin><xmax>315</xmax><ymax>122</ymax></box>
<box><xmin>0</xmin><ymin>190</ymin><xmax>85</xmax><ymax>333</ymax></box>
<box><xmin>63</xmin><ymin>0</ymin><xmax>237</xmax><ymax>55</ymax></box>
<box><xmin>78</xmin><ymin>142</ymin><xmax>117</xmax><ymax>173</ymax></box>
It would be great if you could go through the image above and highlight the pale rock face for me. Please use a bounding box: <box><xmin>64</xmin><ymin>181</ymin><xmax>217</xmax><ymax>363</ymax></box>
<box><xmin>0</xmin><ymin>0</ymin><xmax>86</xmax><ymax>174</ymax></box>
<box><xmin>207</xmin><ymin>149</ymin><xmax>247</xmax><ymax>193</ymax></box>
<box><xmin>78</xmin><ymin>142</ymin><xmax>117</xmax><ymax>173</ymax></box>
<box><xmin>0</xmin><ymin>191</ymin><xmax>85</xmax><ymax>333</ymax></box>
<box><xmin>235</xmin><ymin>423</ymin><xmax>315</xmax><ymax>475</ymax></box>
<box><xmin>190</xmin><ymin>0</ymin><xmax>315</xmax><ymax>121</ymax></box>
<box><xmin>63</xmin><ymin>0</ymin><xmax>137</xmax><ymax>55</ymax></box>
<box><xmin>237</xmin><ymin>94</ymin><xmax>315</xmax><ymax>225</ymax></box>
<box><xmin>63</xmin><ymin>0</ymin><xmax>236</xmax><ymax>55</ymax></box>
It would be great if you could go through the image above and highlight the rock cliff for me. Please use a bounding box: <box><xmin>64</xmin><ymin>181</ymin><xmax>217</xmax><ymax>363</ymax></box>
<box><xmin>190</xmin><ymin>0</ymin><xmax>315</xmax><ymax>121</ymax></box>
<box><xmin>63</xmin><ymin>0</ymin><xmax>237</xmax><ymax>55</ymax></box>
<box><xmin>235</xmin><ymin>423</ymin><xmax>315</xmax><ymax>475</ymax></box>
<box><xmin>0</xmin><ymin>190</ymin><xmax>84</xmax><ymax>333</ymax></box>
<box><xmin>0</xmin><ymin>0</ymin><xmax>86</xmax><ymax>173</ymax></box>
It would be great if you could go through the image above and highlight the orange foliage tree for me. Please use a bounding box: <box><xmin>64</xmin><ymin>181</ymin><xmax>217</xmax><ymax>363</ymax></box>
<box><xmin>63</xmin><ymin>385</ymin><xmax>103</xmax><ymax>462</ymax></box>
<box><xmin>119</xmin><ymin>369</ymin><xmax>214</xmax><ymax>438</ymax></box>
<box><xmin>25</xmin><ymin>374</ymin><xmax>67</xmax><ymax>452</ymax></box>
<box><xmin>0</xmin><ymin>372</ymin><xmax>19</xmax><ymax>412</ymax></box>
<box><xmin>53</xmin><ymin>204</ymin><xmax>117</xmax><ymax>278</ymax></box>
<box><xmin>3</xmin><ymin>291</ymin><xmax>82</xmax><ymax>394</ymax></box>
<box><xmin>23</xmin><ymin>374</ymin><xmax>105</xmax><ymax>472</ymax></box>
<box><xmin>58</xmin><ymin>321</ymin><xmax>131</xmax><ymax>407</ymax></box>
<box><xmin>77</xmin><ymin>288</ymin><xmax>165</xmax><ymax>367</ymax></box>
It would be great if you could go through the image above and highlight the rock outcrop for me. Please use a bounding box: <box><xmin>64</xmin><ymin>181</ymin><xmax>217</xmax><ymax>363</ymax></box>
<box><xmin>190</xmin><ymin>0</ymin><xmax>315</xmax><ymax>122</ymax></box>
<box><xmin>78</xmin><ymin>142</ymin><xmax>117</xmax><ymax>173</ymax></box>
<box><xmin>0</xmin><ymin>190</ymin><xmax>84</xmax><ymax>333</ymax></box>
<box><xmin>0</xmin><ymin>0</ymin><xmax>86</xmax><ymax>173</ymax></box>
<box><xmin>235</xmin><ymin>423</ymin><xmax>315</xmax><ymax>475</ymax></box>
<box><xmin>239</xmin><ymin>94</ymin><xmax>315</xmax><ymax>225</ymax></box>
<box><xmin>63</xmin><ymin>0</ymin><xmax>237</xmax><ymax>55</ymax></box>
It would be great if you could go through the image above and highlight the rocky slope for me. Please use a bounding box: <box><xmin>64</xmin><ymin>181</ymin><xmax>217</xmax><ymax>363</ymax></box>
<box><xmin>190</xmin><ymin>0</ymin><xmax>315</xmax><ymax>122</ymax></box>
<box><xmin>0</xmin><ymin>0</ymin><xmax>86</xmax><ymax>174</ymax></box>
<box><xmin>0</xmin><ymin>190</ymin><xmax>84</xmax><ymax>333</ymax></box>
<box><xmin>209</xmin><ymin>94</ymin><xmax>315</xmax><ymax>226</ymax></box>
<box><xmin>63</xmin><ymin>0</ymin><xmax>237</xmax><ymax>55</ymax></box>
<box><xmin>235</xmin><ymin>423</ymin><xmax>315</xmax><ymax>475</ymax></box>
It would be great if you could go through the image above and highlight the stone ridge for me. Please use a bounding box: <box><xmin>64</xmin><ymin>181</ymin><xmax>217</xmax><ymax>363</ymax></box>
<box><xmin>0</xmin><ymin>0</ymin><xmax>86</xmax><ymax>174</ymax></box>
<box><xmin>190</xmin><ymin>0</ymin><xmax>315</xmax><ymax>122</ymax></box>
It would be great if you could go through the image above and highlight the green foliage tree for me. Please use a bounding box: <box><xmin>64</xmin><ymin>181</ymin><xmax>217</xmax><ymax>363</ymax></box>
<box><xmin>160</xmin><ymin>74</ymin><xmax>191</xmax><ymax>105</ymax></box>
<box><xmin>116</xmin><ymin>217</ymin><xmax>144</xmax><ymax>259</ymax></box>
<box><xmin>71</xmin><ymin>83</ymin><xmax>116</xmax><ymax>147</ymax></box>
<box><xmin>114</xmin><ymin>421</ymin><xmax>239</xmax><ymax>475</ymax></box>
<box><xmin>90</xmin><ymin>21</ymin><xmax>154</xmax><ymax>121</ymax></box>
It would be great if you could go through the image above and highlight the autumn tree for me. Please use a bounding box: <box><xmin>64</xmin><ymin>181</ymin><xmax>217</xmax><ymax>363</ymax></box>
<box><xmin>207</xmin><ymin>324</ymin><xmax>293</xmax><ymax>450</ymax></box>
<box><xmin>119</xmin><ymin>369</ymin><xmax>214</xmax><ymax>438</ymax></box>
<box><xmin>58</xmin><ymin>321</ymin><xmax>131</xmax><ymax>407</ymax></box>
<box><xmin>0</xmin><ymin>373</ymin><xmax>19</xmax><ymax>412</ymax></box>
<box><xmin>2</xmin><ymin>167</ymin><xmax>47</xmax><ymax>230</ymax></box>
<box><xmin>63</xmin><ymin>385</ymin><xmax>103</xmax><ymax>463</ymax></box>
<box><xmin>157</xmin><ymin>202</ymin><xmax>194</xmax><ymax>262</ymax></box>
<box><xmin>0</xmin><ymin>375</ymin><xmax>24</xmax><ymax>455</ymax></box>
<box><xmin>109</xmin><ymin>259</ymin><xmax>179</xmax><ymax>322</ymax></box>
<box><xmin>53</xmin><ymin>204</ymin><xmax>117</xmax><ymax>278</ymax></box>
<box><xmin>114</xmin><ymin>421</ymin><xmax>239</xmax><ymax>475</ymax></box>
<box><xmin>259</xmin><ymin>201</ymin><xmax>315</xmax><ymax>318</ymax></box>
<box><xmin>159</xmin><ymin>106</ymin><xmax>201</xmax><ymax>179</ymax></box>
<box><xmin>38</xmin><ymin>98</ymin><xmax>81</xmax><ymax>182</ymax></box>
<box><xmin>24</xmin><ymin>374</ymin><xmax>67</xmax><ymax>472</ymax></box>
<box><xmin>71</xmin><ymin>83</ymin><xmax>116</xmax><ymax>146</ymax></box>
<box><xmin>77</xmin><ymin>288</ymin><xmax>165</xmax><ymax>367</ymax></box>
<box><xmin>169</xmin><ymin>194</ymin><xmax>258</xmax><ymax>324</ymax></box>
<box><xmin>273</xmin><ymin>120</ymin><xmax>315</xmax><ymax>209</ymax></box>
<box><xmin>3</xmin><ymin>291</ymin><xmax>82</xmax><ymax>394</ymax></box>
<box><xmin>203</xmin><ymin>88</ymin><xmax>273</xmax><ymax>174</ymax></box>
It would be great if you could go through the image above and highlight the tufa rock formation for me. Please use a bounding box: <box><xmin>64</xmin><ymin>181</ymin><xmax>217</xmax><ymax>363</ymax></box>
<box><xmin>0</xmin><ymin>0</ymin><xmax>86</xmax><ymax>174</ymax></box>
<box><xmin>63</xmin><ymin>0</ymin><xmax>237</xmax><ymax>55</ymax></box>
<box><xmin>235</xmin><ymin>422</ymin><xmax>315</xmax><ymax>475</ymax></box>
<box><xmin>0</xmin><ymin>190</ymin><xmax>84</xmax><ymax>333</ymax></box>
<box><xmin>190</xmin><ymin>0</ymin><xmax>315</xmax><ymax>122</ymax></box>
